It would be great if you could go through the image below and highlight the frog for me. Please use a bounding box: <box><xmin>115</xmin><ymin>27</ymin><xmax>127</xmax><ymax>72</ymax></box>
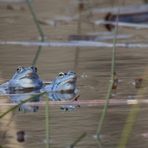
<box><xmin>0</xmin><ymin>66</ymin><xmax>43</xmax><ymax>93</ymax></box>
<box><xmin>0</xmin><ymin>69</ymin><xmax>79</xmax><ymax>111</ymax></box>
<box><xmin>43</xmin><ymin>71</ymin><xmax>77</xmax><ymax>93</ymax></box>
<box><xmin>8</xmin><ymin>69</ymin><xmax>79</xmax><ymax>109</ymax></box>
<box><xmin>0</xmin><ymin>68</ymin><xmax>78</xmax><ymax>101</ymax></box>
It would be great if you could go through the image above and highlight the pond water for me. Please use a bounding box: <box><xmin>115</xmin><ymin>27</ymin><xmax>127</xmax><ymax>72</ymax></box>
<box><xmin>0</xmin><ymin>0</ymin><xmax>148</xmax><ymax>148</ymax></box>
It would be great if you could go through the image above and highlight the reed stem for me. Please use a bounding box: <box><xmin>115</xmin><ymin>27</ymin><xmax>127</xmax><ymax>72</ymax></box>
<box><xmin>0</xmin><ymin>92</ymin><xmax>46</xmax><ymax>119</ymax></box>
<box><xmin>96</xmin><ymin>7</ymin><xmax>119</xmax><ymax>142</ymax></box>
<box><xmin>45</xmin><ymin>96</ymin><xmax>50</xmax><ymax>148</ymax></box>
<box><xmin>69</xmin><ymin>132</ymin><xmax>87</xmax><ymax>148</ymax></box>
<box><xmin>26</xmin><ymin>0</ymin><xmax>45</xmax><ymax>66</ymax></box>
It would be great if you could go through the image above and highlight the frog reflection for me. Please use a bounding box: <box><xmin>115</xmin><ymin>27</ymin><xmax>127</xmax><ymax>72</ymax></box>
<box><xmin>47</xmin><ymin>91</ymin><xmax>78</xmax><ymax>101</ymax></box>
<box><xmin>9</xmin><ymin>92</ymin><xmax>40</xmax><ymax>112</ymax></box>
<box><xmin>9</xmin><ymin>90</ymin><xmax>79</xmax><ymax>112</ymax></box>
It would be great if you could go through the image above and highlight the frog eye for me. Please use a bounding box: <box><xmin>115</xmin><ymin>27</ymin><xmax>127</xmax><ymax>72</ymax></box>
<box><xmin>35</xmin><ymin>67</ymin><xmax>37</xmax><ymax>72</ymax></box>
<box><xmin>17</xmin><ymin>66</ymin><xmax>23</xmax><ymax>73</ymax></box>
<box><xmin>58</xmin><ymin>72</ymin><xmax>65</xmax><ymax>77</ymax></box>
<box><xmin>31</xmin><ymin>66</ymin><xmax>37</xmax><ymax>72</ymax></box>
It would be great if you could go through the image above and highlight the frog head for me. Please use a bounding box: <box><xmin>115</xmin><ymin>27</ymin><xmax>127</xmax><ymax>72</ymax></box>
<box><xmin>8</xmin><ymin>66</ymin><xmax>43</xmax><ymax>90</ymax></box>
<box><xmin>44</xmin><ymin>71</ymin><xmax>77</xmax><ymax>93</ymax></box>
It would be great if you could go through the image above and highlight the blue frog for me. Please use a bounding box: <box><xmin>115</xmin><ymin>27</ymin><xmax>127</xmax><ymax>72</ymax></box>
<box><xmin>0</xmin><ymin>68</ymin><xmax>79</xmax><ymax>111</ymax></box>
<box><xmin>43</xmin><ymin>71</ymin><xmax>77</xmax><ymax>93</ymax></box>
<box><xmin>0</xmin><ymin>68</ymin><xmax>79</xmax><ymax>101</ymax></box>
<box><xmin>0</xmin><ymin>66</ymin><xmax>43</xmax><ymax>93</ymax></box>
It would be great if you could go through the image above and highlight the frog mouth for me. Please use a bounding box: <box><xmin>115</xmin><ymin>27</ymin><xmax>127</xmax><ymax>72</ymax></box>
<box><xmin>20</xmin><ymin>73</ymin><xmax>37</xmax><ymax>80</ymax></box>
<box><xmin>62</xmin><ymin>77</ymin><xmax>77</xmax><ymax>84</ymax></box>
<box><xmin>69</xmin><ymin>77</ymin><xmax>77</xmax><ymax>82</ymax></box>
<box><xmin>9</xmin><ymin>87</ymin><xmax>36</xmax><ymax>93</ymax></box>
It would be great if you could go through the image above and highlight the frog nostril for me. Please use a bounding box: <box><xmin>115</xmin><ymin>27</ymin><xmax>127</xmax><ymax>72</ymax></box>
<box><xmin>34</xmin><ymin>67</ymin><xmax>37</xmax><ymax>72</ymax></box>
<box><xmin>69</xmin><ymin>71</ymin><xmax>76</xmax><ymax>75</ymax></box>
<box><xmin>31</xmin><ymin>66</ymin><xmax>37</xmax><ymax>72</ymax></box>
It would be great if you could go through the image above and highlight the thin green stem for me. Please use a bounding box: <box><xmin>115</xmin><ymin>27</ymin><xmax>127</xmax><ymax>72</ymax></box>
<box><xmin>26</xmin><ymin>0</ymin><xmax>45</xmax><ymax>66</ymax></box>
<box><xmin>32</xmin><ymin>45</ymin><xmax>43</xmax><ymax>66</ymax></box>
<box><xmin>96</xmin><ymin>8</ymin><xmax>119</xmax><ymax>140</ymax></box>
<box><xmin>117</xmin><ymin>104</ymin><xmax>140</xmax><ymax>148</ymax></box>
<box><xmin>69</xmin><ymin>132</ymin><xmax>87</xmax><ymax>148</ymax></box>
<box><xmin>74</xmin><ymin>0</ymin><xmax>82</xmax><ymax>71</ymax></box>
<box><xmin>96</xmin><ymin>80</ymin><xmax>113</xmax><ymax>137</ymax></box>
<box><xmin>1</xmin><ymin>111</ymin><xmax>16</xmax><ymax>142</ymax></box>
<box><xmin>96</xmin><ymin>137</ymin><xmax>103</xmax><ymax>148</ymax></box>
<box><xmin>0</xmin><ymin>92</ymin><xmax>46</xmax><ymax>119</ymax></box>
<box><xmin>45</xmin><ymin>96</ymin><xmax>50</xmax><ymax>148</ymax></box>
<box><xmin>111</xmin><ymin>15</ymin><xmax>119</xmax><ymax>78</ymax></box>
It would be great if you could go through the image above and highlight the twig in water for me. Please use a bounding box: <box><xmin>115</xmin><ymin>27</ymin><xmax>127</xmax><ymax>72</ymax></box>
<box><xmin>1</xmin><ymin>40</ymin><xmax>148</xmax><ymax>48</ymax></box>
<box><xmin>94</xmin><ymin>20</ymin><xmax>148</xmax><ymax>30</ymax></box>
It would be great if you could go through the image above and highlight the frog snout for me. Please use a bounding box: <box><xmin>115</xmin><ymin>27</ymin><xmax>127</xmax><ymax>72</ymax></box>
<box><xmin>71</xmin><ymin>75</ymin><xmax>77</xmax><ymax>80</ymax></box>
<box><xmin>26</xmin><ymin>72</ymin><xmax>33</xmax><ymax>77</ymax></box>
<box><xmin>68</xmin><ymin>75</ymin><xmax>77</xmax><ymax>83</ymax></box>
<box><xmin>71</xmin><ymin>77</ymin><xmax>76</xmax><ymax>82</ymax></box>
<box><xmin>25</xmin><ymin>72</ymin><xmax>37</xmax><ymax>79</ymax></box>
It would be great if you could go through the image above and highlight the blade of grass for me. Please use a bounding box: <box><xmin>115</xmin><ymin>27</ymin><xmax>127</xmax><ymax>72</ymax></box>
<box><xmin>68</xmin><ymin>132</ymin><xmax>87</xmax><ymax>148</ymax></box>
<box><xmin>96</xmin><ymin>79</ymin><xmax>113</xmax><ymax>137</ymax></box>
<box><xmin>45</xmin><ymin>96</ymin><xmax>50</xmax><ymax>148</ymax></box>
<box><xmin>0</xmin><ymin>92</ymin><xmax>46</xmax><ymax>119</ymax></box>
<box><xmin>116</xmin><ymin>71</ymin><xmax>148</xmax><ymax>148</ymax></box>
<box><xmin>26</xmin><ymin>0</ymin><xmax>45</xmax><ymax>66</ymax></box>
<box><xmin>95</xmin><ymin>7</ymin><xmax>119</xmax><ymax>142</ymax></box>
<box><xmin>74</xmin><ymin>0</ymin><xmax>83</xmax><ymax>71</ymax></box>
<box><xmin>1</xmin><ymin>111</ymin><xmax>16</xmax><ymax>142</ymax></box>
<box><xmin>96</xmin><ymin>137</ymin><xmax>103</xmax><ymax>148</ymax></box>
<box><xmin>117</xmin><ymin>104</ymin><xmax>140</xmax><ymax>148</ymax></box>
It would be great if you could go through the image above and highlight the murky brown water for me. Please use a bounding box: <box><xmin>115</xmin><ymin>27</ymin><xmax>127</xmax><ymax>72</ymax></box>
<box><xmin>0</xmin><ymin>0</ymin><xmax>148</xmax><ymax>148</ymax></box>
